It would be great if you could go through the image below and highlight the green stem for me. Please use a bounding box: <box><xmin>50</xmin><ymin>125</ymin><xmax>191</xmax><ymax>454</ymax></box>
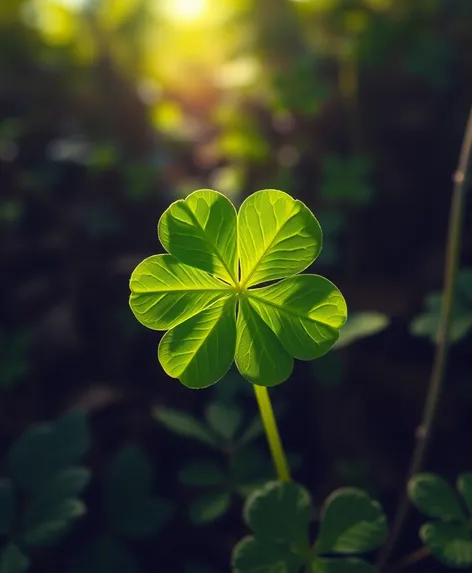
<box><xmin>377</xmin><ymin>105</ymin><xmax>472</xmax><ymax>569</ymax></box>
<box><xmin>253</xmin><ymin>385</ymin><xmax>291</xmax><ymax>482</ymax></box>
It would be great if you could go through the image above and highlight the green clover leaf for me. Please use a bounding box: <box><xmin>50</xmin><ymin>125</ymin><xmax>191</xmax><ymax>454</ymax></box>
<box><xmin>129</xmin><ymin>189</ymin><xmax>347</xmax><ymax>388</ymax></box>
<box><xmin>232</xmin><ymin>482</ymin><xmax>387</xmax><ymax>573</ymax></box>
<box><xmin>408</xmin><ymin>472</ymin><xmax>472</xmax><ymax>568</ymax></box>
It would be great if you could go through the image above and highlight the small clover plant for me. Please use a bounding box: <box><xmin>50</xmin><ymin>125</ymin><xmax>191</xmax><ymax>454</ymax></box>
<box><xmin>129</xmin><ymin>189</ymin><xmax>347</xmax><ymax>388</ymax></box>
<box><xmin>232</xmin><ymin>481</ymin><xmax>388</xmax><ymax>573</ymax></box>
<box><xmin>408</xmin><ymin>473</ymin><xmax>472</xmax><ymax>568</ymax></box>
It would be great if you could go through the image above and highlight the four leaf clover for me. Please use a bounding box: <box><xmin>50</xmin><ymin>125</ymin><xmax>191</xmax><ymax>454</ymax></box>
<box><xmin>129</xmin><ymin>189</ymin><xmax>347</xmax><ymax>388</ymax></box>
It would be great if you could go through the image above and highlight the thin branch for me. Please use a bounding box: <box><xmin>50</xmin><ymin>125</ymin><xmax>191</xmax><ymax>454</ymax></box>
<box><xmin>386</xmin><ymin>546</ymin><xmax>431</xmax><ymax>573</ymax></box>
<box><xmin>377</xmin><ymin>105</ymin><xmax>472</xmax><ymax>568</ymax></box>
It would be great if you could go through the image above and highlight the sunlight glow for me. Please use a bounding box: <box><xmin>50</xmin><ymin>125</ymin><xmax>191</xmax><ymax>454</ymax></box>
<box><xmin>55</xmin><ymin>0</ymin><xmax>88</xmax><ymax>9</ymax></box>
<box><xmin>162</xmin><ymin>0</ymin><xmax>207</xmax><ymax>21</ymax></box>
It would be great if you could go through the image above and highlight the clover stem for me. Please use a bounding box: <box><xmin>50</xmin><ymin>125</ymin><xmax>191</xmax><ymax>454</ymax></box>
<box><xmin>377</xmin><ymin>104</ymin><xmax>472</xmax><ymax>568</ymax></box>
<box><xmin>253</xmin><ymin>385</ymin><xmax>291</xmax><ymax>482</ymax></box>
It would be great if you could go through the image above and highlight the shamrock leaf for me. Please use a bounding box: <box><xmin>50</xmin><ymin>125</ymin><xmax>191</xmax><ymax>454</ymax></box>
<box><xmin>314</xmin><ymin>488</ymin><xmax>388</xmax><ymax>554</ymax></box>
<box><xmin>232</xmin><ymin>536</ymin><xmax>304</xmax><ymax>573</ymax></box>
<box><xmin>130</xmin><ymin>189</ymin><xmax>347</xmax><ymax>388</ymax></box>
<box><xmin>232</xmin><ymin>482</ymin><xmax>386</xmax><ymax>573</ymax></box>
<box><xmin>409</xmin><ymin>472</ymin><xmax>472</xmax><ymax>568</ymax></box>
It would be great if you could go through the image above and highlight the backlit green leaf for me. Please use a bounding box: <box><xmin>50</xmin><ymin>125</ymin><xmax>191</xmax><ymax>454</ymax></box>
<box><xmin>244</xmin><ymin>481</ymin><xmax>312</xmax><ymax>545</ymax></box>
<box><xmin>248</xmin><ymin>275</ymin><xmax>347</xmax><ymax>360</ymax></box>
<box><xmin>235</xmin><ymin>297</ymin><xmax>293</xmax><ymax>386</ymax></box>
<box><xmin>408</xmin><ymin>473</ymin><xmax>466</xmax><ymax>522</ymax></box>
<box><xmin>158</xmin><ymin>189</ymin><xmax>238</xmax><ymax>283</ymax></box>
<box><xmin>159</xmin><ymin>296</ymin><xmax>237</xmax><ymax>388</ymax></box>
<box><xmin>315</xmin><ymin>488</ymin><xmax>387</xmax><ymax>554</ymax></box>
<box><xmin>420</xmin><ymin>521</ymin><xmax>472</xmax><ymax>568</ymax></box>
<box><xmin>130</xmin><ymin>189</ymin><xmax>347</xmax><ymax>388</ymax></box>
<box><xmin>238</xmin><ymin>190</ymin><xmax>322</xmax><ymax>288</ymax></box>
<box><xmin>129</xmin><ymin>254</ymin><xmax>231</xmax><ymax>330</ymax></box>
<box><xmin>232</xmin><ymin>536</ymin><xmax>302</xmax><ymax>573</ymax></box>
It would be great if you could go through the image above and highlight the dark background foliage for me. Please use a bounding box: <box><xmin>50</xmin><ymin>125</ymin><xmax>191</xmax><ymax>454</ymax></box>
<box><xmin>1</xmin><ymin>0</ymin><xmax>472</xmax><ymax>571</ymax></box>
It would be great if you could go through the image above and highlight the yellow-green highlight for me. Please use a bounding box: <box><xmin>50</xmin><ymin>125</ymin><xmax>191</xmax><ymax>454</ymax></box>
<box><xmin>253</xmin><ymin>384</ymin><xmax>291</xmax><ymax>482</ymax></box>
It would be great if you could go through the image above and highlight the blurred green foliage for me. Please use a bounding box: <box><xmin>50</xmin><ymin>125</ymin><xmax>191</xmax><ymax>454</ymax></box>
<box><xmin>411</xmin><ymin>269</ymin><xmax>472</xmax><ymax>344</ymax></box>
<box><xmin>409</xmin><ymin>473</ymin><xmax>472</xmax><ymax>569</ymax></box>
<box><xmin>0</xmin><ymin>412</ymin><xmax>90</xmax><ymax>572</ymax></box>
<box><xmin>72</xmin><ymin>444</ymin><xmax>172</xmax><ymax>573</ymax></box>
<box><xmin>0</xmin><ymin>0</ymin><xmax>471</xmax><ymax>571</ymax></box>
<box><xmin>0</xmin><ymin>330</ymin><xmax>33</xmax><ymax>390</ymax></box>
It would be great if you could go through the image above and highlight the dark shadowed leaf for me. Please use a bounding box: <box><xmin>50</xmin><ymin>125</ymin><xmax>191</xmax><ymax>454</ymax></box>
<box><xmin>408</xmin><ymin>473</ymin><xmax>466</xmax><ymax>522</ymax></box>
<box><xmin>178</xmin><ymin>461</ymin><xmax>227</xmax><ymax>487</ymax></box>
<box><xmin>71</xmin><ymin>537</ymin><xmax>137</xmax><ymax>573</ymax></box>
<box><xmin>205</xmin><ymin>403</ymin><xmax>242</xmax><ymax>440</ymax></box>
<box><xmin>21</xmin><ymin>499</ymin><xmax>86</xmax><ymax>547</ymax></box>
<box><xmin>189</xmin><ymin>492</ymin><xmax>231</xmax><ymax>524</ymax></box>
<box><xmin>0</xmin><ymin>544</ymin><xmax>29</xmax><ymax>573</ymax></box>
<box><xmin>154</xmin><ymin>407</ymin><xmax>220</xmax><ymax>448</ymax></box>
<box><xmin>315</xmin><ymin>488</ymin><xmax>387</xmax><ymax>554</ymax></box>
<box><xmin>420</xmin><ymin>521</ymin><xmax>472</xmax><ymax>568</ymax></box>
<box><xmin>9</xmin><ymin>412</ymin><xmax>89</xmax><ymax>494</ymax></box>
<box><xmin>245</xmin><ymin>481</ymin><xmax>312</xmax><ymax>544</ymax></box>
<box><xmin>456</xmin><ymin>473</ymin><xmax>472</xmax><ymax>516</ymax></box>
<box><xmin>310</xmin><ymin>557</ymin><xmax>377</xmax><ymax>573</ymax></box>
<box><xmin>0</xmin><ymin>479</ymin><xmax>15</xmax><ymax>535</ymax></box>
<box><xmin>105</xmin><ymin>445</ymin><xmax>172</xmax><ymax>537</ymax></box>
<box><xmin>232</xmin><ymin>536</ymin><xmax>302</xmax><ymax>573</ymax></box>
